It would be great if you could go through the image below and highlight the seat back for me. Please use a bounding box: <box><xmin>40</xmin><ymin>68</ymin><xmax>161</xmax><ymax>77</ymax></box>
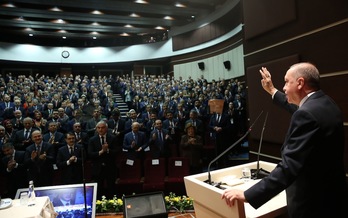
<box><xmin>143</xmin><ymin>158</ymin><xmax>166</xmax><ymax>183</ymax></box>
<box><xmin>119</xmin><ymin>158</ymin><xmax>142</xmax><ymax>180</ymax></box>
<box><xmin>167</xmin><ymin>157</ymin><xmax>190</xmax><ymax>179</ymax></box>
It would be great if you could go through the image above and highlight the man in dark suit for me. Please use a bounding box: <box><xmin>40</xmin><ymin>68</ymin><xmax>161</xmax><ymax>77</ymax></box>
<box><xmin>88</xmin><ymin>120</ymin><xmax>119</xmax><ymax>198</ymax></box>
<box><xmin>1</xmin><ymin>142</ymin><xmax>27</xmax><ymax>198</ymax></box>
<box><xmin>222</xmin><ymin>63</ymin><xmax>346</xmax><ymax>218</ymax></box>
<box><xmin>12</xmin><ymin>117</ymin><xmax>38</xmax><ymax>151</ymax></box>
<box><xmin>107</xmin><ymin>108</ymin><xmax>126</xmax><ymax>147</ymax></box>
<box><xmin>208</xmin><ymin>111</ymin><xmax>230</xmax><ymax>168</ymax></box>
<box><xmin>123</xmin><ymin>122</ymin><xmax>148</xmax><ymax>160</ymax></box>
<box><xmin>10</xmin><ymin>109</ymin><xmax>24</xmax><ymax>130</ymax></box>
<box><xmin>56</xmin><ymin>132</ymin><xmax>84</xmax><ymax>185</ymax></box>
<box><xmin>148</xmin><ymin>119</ymin><xmax>171</xmax><ymax>158</ymax></box>
<box><xmin>24</xmin><ymin>130</ymin><xmax>55</xmax><ymax>187</ymax></box>
<box><xmin>72</xmin><ymin>122</ymin><xmax>89</xmax><ymax>151</ymax></box>
<box><xmin>0</xmin><ymin>95</ymin><xmax>15</xmax><ymax>120</ymax></box>
<box><xmin>43</xmin><ymin>121</ymin><xmax>65</xmax><ymax>156</ymax></box>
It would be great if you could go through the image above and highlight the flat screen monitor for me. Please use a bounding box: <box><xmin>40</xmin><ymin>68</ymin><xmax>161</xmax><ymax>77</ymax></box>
<box><xmin>123</xmin><ymin>192</ymin><xmax>167</xmax><ymax>218</ymax></box>
<box><xmin>15</xmin><ymin>183</ymin><xmax>97</xmax><ymax>218</ymax></box>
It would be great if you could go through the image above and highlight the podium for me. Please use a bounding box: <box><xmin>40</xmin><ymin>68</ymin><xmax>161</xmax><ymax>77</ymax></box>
<box><xmin>184</xmin><ymin>161</ymin><xmax>287</xmax><ymax>218</ymax></box>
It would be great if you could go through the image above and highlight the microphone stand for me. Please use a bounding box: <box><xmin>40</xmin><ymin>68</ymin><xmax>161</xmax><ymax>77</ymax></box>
<box><xmin>251</xmin><ymin>112</ymin><xmax>270</xmax><ymax>179</ymax></box>
<box><xmin>207</xmin><ymin>111</ymin><xmax>264</xmax><ymax>185</ymax></box>
<box><xmin>81</xmin><ymin>147</ymin><xmax>88</xmax><ymax>218</ymax></box>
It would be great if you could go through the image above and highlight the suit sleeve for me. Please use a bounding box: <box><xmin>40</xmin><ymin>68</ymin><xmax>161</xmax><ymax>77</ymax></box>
<box><xmin>245</xmin><ymin>109</ymin><xmax>319</xmax><ymax>209</ymax></box>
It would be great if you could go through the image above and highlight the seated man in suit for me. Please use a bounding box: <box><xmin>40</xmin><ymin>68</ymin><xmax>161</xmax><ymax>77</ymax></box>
<box><xmin>56</xmin><ymin>132</ymin><xmax>84</xmax><ymax>185</ymax></box>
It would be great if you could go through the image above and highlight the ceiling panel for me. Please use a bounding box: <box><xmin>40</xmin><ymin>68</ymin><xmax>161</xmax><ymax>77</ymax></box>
<box><xmin>0</xmin><ymin>0</ymin><xmax>227</xmax><ymax>47</ymax></box>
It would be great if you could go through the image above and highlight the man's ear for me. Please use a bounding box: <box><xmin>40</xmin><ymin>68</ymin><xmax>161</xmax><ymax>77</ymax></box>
<box><xmin>297</xmin><ymin>77</ymin><xmax>304</xmax><ymax>89</ymax></box>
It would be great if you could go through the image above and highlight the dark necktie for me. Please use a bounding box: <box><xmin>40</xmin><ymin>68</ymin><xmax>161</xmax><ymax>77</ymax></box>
<box><xmin>69</xmin><ymin>146</ymin><xmax>74</xmax><ymax>155</ymax></box>
<box><xmin>101</xmin><ymin>136</ymin><xmax>105</xmax><ymax>145</ymax></box>
<box><xmin>37</xmin><ymin>145</ymin><xmax>41</xmax><ymax>154</ymax></box>
<box><xmin>158</xmin><ymin>130</ymin><xmax>163</xmax><ymax>142</ymax></box>
<box><xmin>25</xmin><ymin>130</ymin><xmax>29</xmax><ymax>139</ymax></box>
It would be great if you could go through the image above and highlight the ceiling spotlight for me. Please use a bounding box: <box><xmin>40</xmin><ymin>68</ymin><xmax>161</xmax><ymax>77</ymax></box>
<box><xmin>3</xmin><ymin>3</ymin><xmax>16</xmax><ymax>8</ymax></box>
<box><xmin>91</xmin><ymin>10</ymin><xmax>103</xmax><ymax>15</ymax></box>
<box><xmin>120</xmin><ymin>33</ymin><xmax>130</xmax><ymax>36</ymax></box>
<box><xmin>62</xmin><ymin>36</ymin><xmax>66</xmax><ymax>39</ymax></box>
<box><xmin>135</xmin><ymin>0</ymin><xmax>148</xmax><ymax>4</ymax></box>
<box><xmin>130</xmin><ymin>13</ymin><xmax>140</xmax><ymax>17</ymax></box>
<box><xmin>52</xmin><ymin>19</ymin><xmax>66</xmax><ymax>24</ymax></box>
<box><xmin>164</xmin><ymin>16</ymin><xmax>174</xmax><ymax>20</ymax></box>
<box><xmin>155</xmin><ymin>26</ymin><xmax>165</xmax><ymax>30</ymax></box>
<box><xmin>124</xmin><ymin>24</ymin><xmax>133</xmax><ymax>28</ymax></box>
<box><xmin>91</xmin><ymin>22</ymin><xmax>100</xmax><ymax>26</ymax></box>
<box><xmin>50</xmin><ymin>7</ymin><xmax>62</xmax><ymax>12</ymax></box>
<box><xmin>29</xmin><ymin>33</ymin><xmax>33</xmax><ymax>37</ymax></box>
<box><xmin>175</xmin><ymin>3</ymin><xmax>186</xmax><ymax>8</ymax></box>
<box><xmin>93</xmin><ymin>36</ymin><xmax>97</xmax><ymax>39</ymax></box>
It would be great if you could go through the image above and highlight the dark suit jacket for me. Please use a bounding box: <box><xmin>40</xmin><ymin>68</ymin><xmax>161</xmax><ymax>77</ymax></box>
<box><xmin>148</xmin><ymin>129</ymin><xmax>171</xmax><ymax>158</ymax></box>
<box><xmin>244</xmin><ymin>90</ymin><xmax>346</xmax><ymax>218</ymax></box>
<box><xmin>1</xmin><ymin>150</ymin><xmax>27</xmax><ymax>198</ymax></box>
<box><xmin>12</xmin><ymin>128</ymin><xmax>38</xmax><ymax>151</ymax></box>
<box><xmin>123</xmin><ymin>130</ymin><xmax>148</xmax><ymax>159</ymax></box>
<box><xmin>24</xmin><ymin>141</ymin><xmax>55</xmax><ymax>187</ymax></box>
<box><xmin>87</xmin><ymin>133</ymin><xmax>118</xmax><ymax>177</ymax></box>
<box><xmin>56</xmin><ymin>144</ymin><xmax>84</xmax><ymax>184</ymax></box>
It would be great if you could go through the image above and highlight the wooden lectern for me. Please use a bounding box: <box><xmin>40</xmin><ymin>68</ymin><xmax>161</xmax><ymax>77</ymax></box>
<box><xmin>184</xmin><ymin>161</ymin><xmax>287</xmax><ymax>218</ymax></box>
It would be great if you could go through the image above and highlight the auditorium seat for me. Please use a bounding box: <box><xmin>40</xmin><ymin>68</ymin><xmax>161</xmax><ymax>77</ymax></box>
<box><xmin>165</xmin><ymin>157</ymin><xmax>190</xmax><ymax>195</ymax></box>
<box><xmin>116</xmin><ymin>158</ymin><xmax>143</xmax><ymax>196</ymax></box>
<box><xmin>142</xmin><ymin>158</ymin><xmax>166</xmax><ymax>193</ymax></box>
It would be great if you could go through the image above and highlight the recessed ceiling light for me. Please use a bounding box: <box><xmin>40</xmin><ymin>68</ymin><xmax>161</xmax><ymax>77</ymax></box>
<box><xmin>175</xmin><ymin>3</ymin><xmax>186</xmax><ymax>8</ymax></box>
<box><xmin>15</xmin><ymin>16</ymin><xmax>25</xmax><ymax>21</ymax></box>
<box><xmin>164</xmin><ymin>16</ymin><xmax>174</xmax><ymax>20</ymax></box>
<box><xmin>3</xmin><ymin>3</ymin><xmax>16</xmax><ymax>8</ymax></box>
<box><xmin>24</xmin><ymin>28</ymin><xmax>33</xmax><ymax>31</ymax></box>
<box><xmin>135</xmin><ymin>0</ymin><xmax>148</xmax><ymax>4</ymax></box>
<box><xmin>50</xmin><ymin>7</ymin><xmax>62</xmax><ymax>12</ymax></box>
<box><xmin>130</xmin><ymin>13</ymin><xmax>140</xmax><ymax>17</ymax></box>
<box><xmin>91</xmin><ymin>10</ymin><xmax>103</xmax><ymax>15</ymax></box>
<box><xmin>120</xmin><ymin>33</ymin><xmax>130</xmax><ymax>36</ymax></box>
<box><xmin>62</xmin><ymin>36</ymin><xmax>67</xmax><ymax>39</ymax></box>
<box><xmin>29</xmin><ymin>33</ymin><xmax>33</xmax><ymax>37</ymax></box>
<box><xmin>124</xmin><ymin>24</ymin><xmax>133</xmax><ymax>28</ymax></box>
<box><xmin>93</xmin><ymin>36</ymin><xmax>97</xmax><ymax>39</ymax></box>
<box><xmin>155</xmin><ymin>26</ymin><xmax>165</xmax><ymax>30</ymax></box>
<box><xmin>91</xmin><ymin>31</ymin><xmax>99</xmax><ymax>35</ymax></box>
<box><xmin>91</xmin><ymin>22</ymin><xmax>100</xmax><ymax>26</ymax></box>
<box><xmin>52</xmin><ymin>19</ymin><xmax>66</xmax><ymax>24</ymax></box>
<box><xmin>58</xmin><ymin>30</ymin><xmax>67</xmax><ymax>33</ymax></box>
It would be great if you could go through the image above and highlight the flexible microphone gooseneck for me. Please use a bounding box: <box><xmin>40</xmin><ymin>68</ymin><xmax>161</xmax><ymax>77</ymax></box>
<box><xmin>207</xmin><ymin>111</ymin><xmax>264</xmax><ymax>185</ymax></box>
<box><xmin>252</xmin><ymin>112</ymin><xmax>270</xmax><ymax>179</ymax></box>
<box><xmin>81</xmin><ymin>147</ymin><xmax>88</xmax><ymax>218</ymax></box>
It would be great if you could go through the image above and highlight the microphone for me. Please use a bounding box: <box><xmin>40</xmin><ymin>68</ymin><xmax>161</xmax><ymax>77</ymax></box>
<box><xmin>206</xmin><ymin>111</ymin><xmax>264</xmax><ymax>185</ymax></box>
<box><xmin>80</xmin><ymin>146</ymin><xmax>88</xmax><ymax>218</ymax></box>
<box><xmin>251</xmin><ymin>112</ymin><xmax>270</xmax><ymax>179</ymax></box>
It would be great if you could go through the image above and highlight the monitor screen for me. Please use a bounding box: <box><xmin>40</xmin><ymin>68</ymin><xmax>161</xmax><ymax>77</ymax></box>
<box><xmin>123</xmin><ymin>192</ymin><xmax>167</xmax><ymax>218</ymax></box>
<box><xmin>15</xmin><ymin>183</ymin><xmax>97</xmax><ymax>218</ymax></box>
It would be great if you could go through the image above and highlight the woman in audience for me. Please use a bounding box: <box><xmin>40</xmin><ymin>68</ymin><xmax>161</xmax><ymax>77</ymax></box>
<box><xmin>180</xmin><ymin>123</ymin><xmax>203</xmax><ymax>174</ymax></box>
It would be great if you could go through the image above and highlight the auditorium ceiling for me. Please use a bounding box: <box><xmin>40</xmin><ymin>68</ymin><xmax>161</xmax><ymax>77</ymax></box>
<box><xmin>0</xmin><ymin>0</ymin><xmax>227</xmax><ymax>47</ymax></box>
